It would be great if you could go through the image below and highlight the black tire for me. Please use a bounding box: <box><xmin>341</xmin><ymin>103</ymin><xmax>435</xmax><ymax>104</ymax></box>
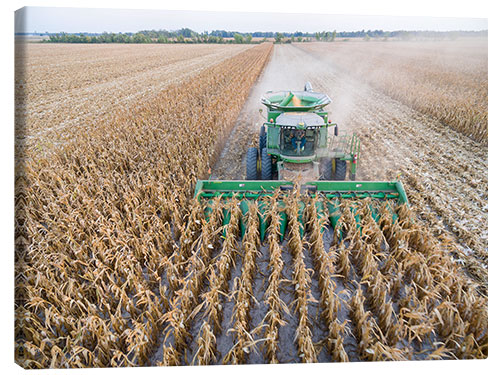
<box><xmin>259</xmin><ymin>125</ymin><xmax>267</xmax><ymax>153</ymax></box>
<box><xmin>319</xmin><ymin>158</ymin><xmax>333</xmax><ymax>180</ymax></box>
<box><xmin>261</xmin><ymin>148</ymin><xmax>273</xmax><ymax>180</ymax></box>
<box><xmin>334</xmin><ymin>159</ymin><xmax>347</xmax><ymax>181</ymax></box>
<box><xmin>246</xmin><ymin>147</ymin><xmax>259</xmax><ymax>180</ymax></box>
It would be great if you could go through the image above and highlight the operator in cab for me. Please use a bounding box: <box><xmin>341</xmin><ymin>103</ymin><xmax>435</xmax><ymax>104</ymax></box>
<box><xmin>291</xmin><ymin>129</ymin><xmax>306</xmax><ymax>153</ymax></box>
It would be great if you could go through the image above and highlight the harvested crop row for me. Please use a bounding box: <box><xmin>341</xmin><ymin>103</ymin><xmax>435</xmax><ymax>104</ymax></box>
<box><xmin>301</xmin><ymin>51</ymin><xmax>488</xmax><ymax>291</ymax></box>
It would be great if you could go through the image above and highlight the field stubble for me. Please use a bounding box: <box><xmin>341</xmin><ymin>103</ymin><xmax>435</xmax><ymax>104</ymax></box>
<box><xmin>15</xmin><ymin>43</ymin><xmax>252</xmax><ymax>146</ymax></box>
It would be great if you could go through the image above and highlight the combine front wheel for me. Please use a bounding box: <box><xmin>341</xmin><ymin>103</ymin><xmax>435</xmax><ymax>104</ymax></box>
<box><xmin>246</xmin><ymin>147</ymin><xmax>259</xmax><ymax>180</ymax></box>
<box><xmin>334</xmin><ymin>159</ymin><xmax>347</xmax><ymax>181</ymax></box>
<box><xmin>319</xmin><ymin>158</ymin><xmax>333</xmax><ymax>180</ymax></box>
<box><xmin>261</xmin><ymin>148</ymin><xmax>273</xmax><ymax>180</ymax></box>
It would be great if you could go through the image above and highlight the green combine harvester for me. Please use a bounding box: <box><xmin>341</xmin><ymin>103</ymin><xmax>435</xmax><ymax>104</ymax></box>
<box><xmin>249</xmin><ymin>82</ymin><xmax>360</xmax><ymax>182</ymax></box>
<box><xmin>194</xmin><ymin>83</ymin><xmax>408</xmax><ymax>239</ymax></box>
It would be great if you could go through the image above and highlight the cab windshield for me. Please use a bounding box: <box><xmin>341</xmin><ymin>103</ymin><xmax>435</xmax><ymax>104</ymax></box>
<box><xmin>281</xmin><ymin>128</ymin><xmax>317</xmax><ymax>156</ymax></box>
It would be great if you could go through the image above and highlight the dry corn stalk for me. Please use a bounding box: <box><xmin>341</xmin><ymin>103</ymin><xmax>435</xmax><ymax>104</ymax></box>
<box><xmin>223</xmin><ymin>202</ymin><xmax>260</xmax><ymax>364</ymax></box>
<box><xmin>260</xmin><ymin>193</ymin><xmax>288</xmax><ymax>364</ymax></box>
<box><xmin>286</xmin><ymin>189</ymin><xmax>317</xmax><ymax>363</ymax></box>
<box><xmin>306</xmin><ymin>197</ymin><xmax>347</xmax><ymax>361</ymax></box>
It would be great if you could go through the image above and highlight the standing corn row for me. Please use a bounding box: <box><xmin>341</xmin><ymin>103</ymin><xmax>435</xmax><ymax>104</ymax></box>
<box><xmin>192</xmin><ymin>199</ymin><xmax>241</xmax><ymax>365</ymax></box>
<box><xmin>348</xmin><ymin>286</ymin><xmax>380</xmax><ymax>360</ymax></box>
<box><xmin>354</xmin><ymin>201</ymin><xmax>403</xmax><ymax>348</ymax></box>
<box><xmin>306</xmin><ymin>197</ymin><xmax>348</xmax><ymax>362</ymax></box>
<box><xmin>223</xmin><ymin>202</ymin><xmax>261</xmax><ymax>364</ymax></box>
<box><xmin>338</xmin><ymin>203</ymin><xmax>380</xmax><ymax>360</ymax></box>
<box><xmin>158</xmin><ymin>198</ymin><xmax>224</xmax><ymax>366</ymax></box>
<box><xmin>377</xmin><ymin>202</ymin><xmax>487</xmax><ymax>358</ymax></box>
<box><xmin>261</xmin><ymin>193</ymin><xmax>288</xmax><ymax>363</ymax></box>
<box><xmin>394</xmin><ymin>204</ymin><xmax>487</xmax><ymax>358</ymax></box>
<box><xmin>286</xmin><ymin>190</ymin><xmax>317</xmax><ymax>363</ymax></box>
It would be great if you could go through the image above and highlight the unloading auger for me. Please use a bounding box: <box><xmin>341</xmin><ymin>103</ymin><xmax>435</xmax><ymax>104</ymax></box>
<box><xmin>194</xmin><ymin>83</ymin><xmax>409</xmax><ymax>240</ymax></box>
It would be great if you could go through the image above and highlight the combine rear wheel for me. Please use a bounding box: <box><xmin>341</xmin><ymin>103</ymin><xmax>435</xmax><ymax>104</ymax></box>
<box><xmin>319</xmin><ymin>158</ymin><xmax>333</xmax><ymax>180</ymax></box>
<box><xmin>259</xmin><ymin>125</ymin><xmax>267</xmax><ymax>153</ymax></box>
<box><xmin>334</xmin><ymin>159</ymin><xmax>347</xmax><ymax>181</ymax></box>
<box><xmin>261</xmin><ymin>148</ymin><xmax>273</xmax><ymax>180</ymax></box>
<box><xmin>246</xmin><ymin>147</ymin><xmax>259</xmax><ymax>180</ymax></box>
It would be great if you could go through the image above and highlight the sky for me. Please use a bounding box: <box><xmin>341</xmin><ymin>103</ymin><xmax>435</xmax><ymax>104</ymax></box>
<box><xmin>15</xmin><ymin>6</ymin><xmax>487</xmax><ymax>34</ymax></box>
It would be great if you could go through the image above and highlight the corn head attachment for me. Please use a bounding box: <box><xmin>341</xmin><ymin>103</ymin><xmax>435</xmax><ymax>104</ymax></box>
<box><xmin>194</xmin><ymin>180</ymin><xmax>409</xmax><ymax>241</ymax></box>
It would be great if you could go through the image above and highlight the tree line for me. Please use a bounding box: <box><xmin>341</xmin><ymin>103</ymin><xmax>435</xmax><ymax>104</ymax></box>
<box><xmin>42</xmin><ymin>28</ymin><xmax>487</xmax><ymax>44</ymax></box>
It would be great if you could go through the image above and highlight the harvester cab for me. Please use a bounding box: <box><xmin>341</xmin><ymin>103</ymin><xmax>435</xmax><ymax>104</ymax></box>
<box><xmin>248</xmin><ymin>82</ymin><xmax>360</xmax><ymax>182</ymax></box>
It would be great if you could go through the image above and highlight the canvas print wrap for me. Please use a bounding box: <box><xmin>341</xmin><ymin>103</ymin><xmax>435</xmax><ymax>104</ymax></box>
<box><xmin>14</xmin><ymin>6</ymin><xmax>487</xmax><ymax>368</ymax></box>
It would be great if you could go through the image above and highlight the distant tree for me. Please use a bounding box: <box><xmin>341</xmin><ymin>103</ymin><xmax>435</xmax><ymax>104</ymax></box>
<box><xmin>132</xmin><ymin>33</ymin><xmax>149</xmax><ymax>43</ymax></box>
<box><xmin>297</xmin><ymin>36</ymin><xmax>303</xmax><ymax>42</ymax></box>
<box><xmin>245</xmin><ymin>34</ymin><xmax>252</xmax><ymax>43</ymax></box>
<box><xmin>179</xmin><ymin>28</ymin><xmax>194</xmax><ymax>38</ymax></box>
<box><xmin>233</xmin><ymin>33</ymin><xmax>244</xmax><ymax>43</ymax></box>
<box><xmin>176</xmin><ymin>34</ymin><xmax>185</xmax><ymax>43</ymax></box>
<box><xmin>274</xmin><ymin>32</ymin><xmax>283</xmax><ymax>43</ymax></box>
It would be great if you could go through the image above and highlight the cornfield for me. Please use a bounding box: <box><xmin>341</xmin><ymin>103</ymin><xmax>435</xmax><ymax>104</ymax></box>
<box><xmin>15</xmin><ymin>43</ymin><xmax>273</xmax><ymax>368</ymax></box>
<box><xmin>15</xmin><ymin>40</ymin><xmax>487</xmax><ymax>368</ymax></box>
